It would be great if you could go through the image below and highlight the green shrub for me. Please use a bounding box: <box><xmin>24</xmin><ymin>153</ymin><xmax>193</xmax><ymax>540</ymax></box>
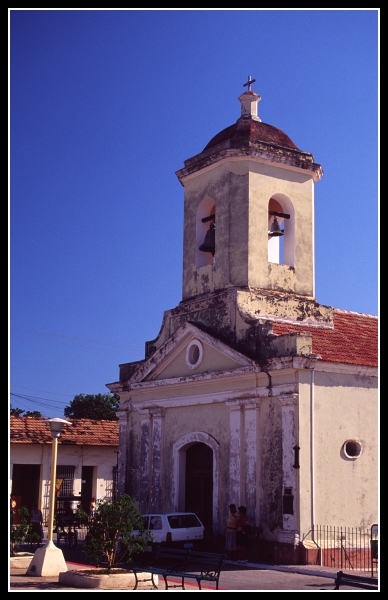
<box><xmin>80</xmin><ymin>494</ymin><xmax>149</xmax><ymax>570</ymax></box>
<box><xmin>10</xmin><ymin>506</ymin><xmax>33</xmax><ymax>555</ymax></box>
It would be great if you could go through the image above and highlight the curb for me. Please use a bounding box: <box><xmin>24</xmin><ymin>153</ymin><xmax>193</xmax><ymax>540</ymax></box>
<box><xmin>225</xmin><ymin>559</ymin><xmax>379</xmax><ymax>584</ymax></box>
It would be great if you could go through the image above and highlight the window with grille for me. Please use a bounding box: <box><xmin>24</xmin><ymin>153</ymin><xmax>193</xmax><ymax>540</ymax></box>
<box><xmin>105</xmin><ymin>467</ymin><xmax>119</xmax><ymax>501</ymax></box>
<box><xmin>56</xmin><ymin>466</ymin><xmax>75</xmax><ymax>497</ymax></box>
<box><xmin>113</xmin><ymin>466</ymin><xmax>118</xmax><ymax>502</ymax></box>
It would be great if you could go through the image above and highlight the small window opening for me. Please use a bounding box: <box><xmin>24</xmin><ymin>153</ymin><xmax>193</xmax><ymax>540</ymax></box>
<box><xmin>283</xmin><ymin>487</ymin><xmax>294</xmax><ymax>515</ymax></box>
<box><xmin>344</xmin><ymin>440</ymin><xmax>362</xmax><ymax>459</ymax></box>
<box><xmin>55</xmin><ymin>466</ymin><xmax>75</xmax><ymax>513</ymax></box>
<box><xmin>56</xmin><ymin>466</ymin><xmax>75</xmax><ymax>497</ymax></box>
<box><xmin>188</xmin><ymin>344</ymin><xmax>200</xmax><ymax>365</ymax></box>
<box><xmin>186</xmin><ymin>340</ymin><xmax>203</xmax><ymax>369</ymax></box>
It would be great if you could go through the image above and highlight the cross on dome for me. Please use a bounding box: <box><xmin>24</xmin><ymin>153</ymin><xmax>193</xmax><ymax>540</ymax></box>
<box><xmin>243</xmin><ymin>75</ymin><xmax>256</xmax><ymax>91</ymax></box>
<box><xmin>239</xmin><ymin>76</ymin><xmax>261</xmax><ymax>121</ymax></box>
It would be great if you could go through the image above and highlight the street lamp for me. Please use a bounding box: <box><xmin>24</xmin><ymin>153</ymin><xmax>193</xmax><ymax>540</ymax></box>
<box><xmin>26</xmin><ymin>418</ymin><xmax>72</xmax><ymax>577</ymax></box>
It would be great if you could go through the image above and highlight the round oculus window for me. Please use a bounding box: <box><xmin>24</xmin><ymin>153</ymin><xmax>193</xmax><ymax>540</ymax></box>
<box><xmin>343</xmin><ymin>440</ymin><xmax>362</xmax><ymax>459</ymax></box>
<box><xmin>186</xmin><ymin>340</ymin><xmax>203</xmax><ymax>369</ymax></box>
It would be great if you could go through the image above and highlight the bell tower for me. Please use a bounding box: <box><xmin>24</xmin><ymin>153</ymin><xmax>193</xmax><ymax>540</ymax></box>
<box><xmin>176</xmin><ymin>78</ymin><xmax>323</xmax><ymax>302</ymax></box>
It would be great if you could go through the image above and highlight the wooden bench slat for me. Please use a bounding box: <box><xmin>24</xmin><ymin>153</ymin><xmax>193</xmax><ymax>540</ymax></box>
<box><xmin>132</xmin><ymin>546</ymin><xmax>227</xmax><ymax>590</ymax></box>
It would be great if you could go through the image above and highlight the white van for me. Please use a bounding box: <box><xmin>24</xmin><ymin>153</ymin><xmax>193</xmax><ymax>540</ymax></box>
<box><xmin>137</xmin><ymin>512</ymin><xmax>205</xmax><ymax>551</ymax></box>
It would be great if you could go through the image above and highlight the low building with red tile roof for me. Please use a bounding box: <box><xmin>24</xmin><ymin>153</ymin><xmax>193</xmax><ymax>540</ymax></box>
<box><xmin>10</xmin><ymin>417</ymin><xmax>119</xmax><ymax>526</ymax></box>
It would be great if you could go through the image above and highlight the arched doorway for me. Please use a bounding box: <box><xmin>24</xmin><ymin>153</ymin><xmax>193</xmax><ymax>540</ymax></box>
<box><xmin>185</xmin><ymin>442</ymin><xmax>213</xmax><ymax>534</ymax></box>
<box><xmin>173</xmin><ymin>432</ymin><xmax>220</xmax><ymax>535</ymax></box>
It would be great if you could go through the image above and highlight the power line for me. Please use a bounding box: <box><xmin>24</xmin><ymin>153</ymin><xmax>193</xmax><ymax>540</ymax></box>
<box><xmin>10</xmin><ymin>392</ymin><xmax>68</xmax><ymax>406</ymax></box>
<box><xmin>10</xmin><ymin>386</ymin><xmax>72</xmax><ymax>398</ymax></box>
<box><xmin>10</xmin><ymin>326</ymin><xmax>144</xmax><ymax>351</ymax></box>
<box><xmin>10</xmin><ymin>390</ymin><xmax>116</xmax><ymax>417</ymax></box>
<box><xmin>10</xmin><ymin>392</ymin><xmax>68</xmax><ymax>415</ymax></box>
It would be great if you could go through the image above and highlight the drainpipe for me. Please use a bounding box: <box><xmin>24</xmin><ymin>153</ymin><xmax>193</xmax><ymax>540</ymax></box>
<box><xmin>310</xmin><ymin>368</ymin><xmax>321</xmax><ymax>564</ymax></box>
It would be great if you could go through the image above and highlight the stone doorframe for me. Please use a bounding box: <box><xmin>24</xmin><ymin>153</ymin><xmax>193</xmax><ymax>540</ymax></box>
<box><xmin>172</xmin><ymin>431</ymin><xmax>220</xmax><ymax>534</ymax></box>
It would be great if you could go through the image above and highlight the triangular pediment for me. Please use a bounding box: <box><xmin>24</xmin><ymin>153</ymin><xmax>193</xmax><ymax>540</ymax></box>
<box><xmin>129</xmin><ymin>322</ymin><xmax>254</xmax><ymax>384</ymax></box>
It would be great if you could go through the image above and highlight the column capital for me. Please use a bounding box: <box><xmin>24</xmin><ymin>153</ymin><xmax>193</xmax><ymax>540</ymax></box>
<box><xmin>149</xmin><ymin>407</ymin><xmax>166</xmax><ymax>418</ymax></box>
<box><xmin>279</xmin><ymin>395</ymin><xmax>298</xmax><ymax>407</ymax></box>
<box><xmin>226</xmin><ymin>398</ymin><xmax>261</xmax><ymax>410</ymax></box>
<box><xmin>138</xmin><ymin>407</ymin><xmax>166</xmax><ymax>418</ymax></box>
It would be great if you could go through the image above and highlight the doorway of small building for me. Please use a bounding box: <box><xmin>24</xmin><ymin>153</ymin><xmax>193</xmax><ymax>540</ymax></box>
<box><xmin>11</xmin><ymin>464</ymin><xmax>41</xmax><ymax>524</ymax></box>
<box><xmin>80</xmin><ymin>466</ymin><xmax>93</xmax><ymax>515</ymax></box>
<box><xmin>185</xmin><ymin>442</ymin><xmax>213</xmax><ymax>537</ymax></box>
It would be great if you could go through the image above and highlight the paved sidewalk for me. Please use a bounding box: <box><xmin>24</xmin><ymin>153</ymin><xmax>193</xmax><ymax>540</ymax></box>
<box><xmin>9</xmin><ymin>557</ymin><xmax>379</xmax><ymax>591</ymax></box>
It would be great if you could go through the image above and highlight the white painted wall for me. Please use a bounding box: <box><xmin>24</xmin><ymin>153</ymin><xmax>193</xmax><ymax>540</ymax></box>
<box><xmin>10</xmin><ymin>443</ymin><xmax>118</xmax><ymax>525</ymax></box>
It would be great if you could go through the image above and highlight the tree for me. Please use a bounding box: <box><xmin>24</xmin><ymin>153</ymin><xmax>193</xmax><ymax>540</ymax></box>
<box><xmin>79</xmin><ymin>494</ymin><xmax>149</xmax><ymax>570</ymax></box>
<box><xmin>10</xmin><ymin>407</ymin><xmax>42</xmax><ymax>417</ymax></box>
<box><xmin>64</xmin><ymin>393</ymin><xmax>119</xmax><ymax>421</ymax></box>
<box><xmin>10</xmin><ymin>407</ymin><xmax>24</xmax><ymax>417</ymax></box>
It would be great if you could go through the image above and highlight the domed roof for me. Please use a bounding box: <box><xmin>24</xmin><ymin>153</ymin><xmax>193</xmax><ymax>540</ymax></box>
<box><xmin>176</xmin><ymin>81</ymin><xmax>323</xmax><ymax>183</ymax></box>
<box><xmin>203</xmin><ymin>118</ymin><xmax>300</xmax><ymax>153</ymax></box>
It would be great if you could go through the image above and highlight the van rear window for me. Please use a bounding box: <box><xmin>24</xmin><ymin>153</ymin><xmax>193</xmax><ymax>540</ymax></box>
<box><xmin>168</xmin><ymin>514</ymin><xmax>201</xmax><ymax>528</ymax></box>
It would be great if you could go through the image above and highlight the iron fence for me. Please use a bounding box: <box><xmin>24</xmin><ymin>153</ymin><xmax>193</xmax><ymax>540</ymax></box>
<box><xmin>311</xmin><ymin>524</ymin><xmax>378</xmax><ymax>574</ymax></box>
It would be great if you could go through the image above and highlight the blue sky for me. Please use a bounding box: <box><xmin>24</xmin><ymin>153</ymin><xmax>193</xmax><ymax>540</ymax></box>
<box><xmin>9</xmin><ymin>9</ymin><xmax>379</xmax><ymax>418</ymax></box>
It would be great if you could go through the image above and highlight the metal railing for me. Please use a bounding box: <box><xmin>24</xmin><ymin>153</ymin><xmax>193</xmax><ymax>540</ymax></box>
<box><xmin>312</xmin><ymin>525</ymin><xmax>378</xmax><ymax>574</ymax></box>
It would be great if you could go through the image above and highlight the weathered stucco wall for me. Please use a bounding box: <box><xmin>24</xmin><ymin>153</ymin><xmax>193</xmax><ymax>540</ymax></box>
<box><xmin>257</xmin><ymin>396</ymin><xmax>284</xmax><ymax>538</ymax></box>
<box><xmin>311</xmin><ymin>369</ymin><xmax>378</xmax><ymax>529</ymax></box>
<box><xmin>236</xmin><ymin>289</ymin><xmax>333</xmax><ymax>327</ymax></box>
<box><xmin>117</xmin><ymin>358</ymin><xmax>378</xmax><ymax>540</ymax></box>
<box><xmin>248</xmin><ymin>164</ymin><xmax>314</xmax><ymax>295</ymax></box>
<box><xmin>137</xmin><ymin>287</ymin><xmax>334</xmax><ymax>369</ymax></box>
<box><xmin>182</xmin><ymin>164</ymin><xmax>242</xmax><ymax>299</ymax></box>
<box><xmin>113</xmin><ymin>320</ymin><xmax>377</xmax><ymax>540</ymax></box>
<box><xmin>181</xmin><ymin>157</ymin><xmax>315</xmax><ymax>301</ymax></box>
<box><xmin>164</xmin><ymin>402</ymin><xmax>229</xmax><ymax>511</ymax></box>
<box><xmin>118</xmin><ymin>357</ymin><xmax>301</xmax><ymax>536</ymax></box>
<box><xmin>155</xmin><ymin>341</ymin><xmax>240</xmax><ymax>380</ymax></box>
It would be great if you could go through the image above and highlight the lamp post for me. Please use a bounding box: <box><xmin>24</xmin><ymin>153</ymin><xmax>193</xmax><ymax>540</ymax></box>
<box><xmin>26</xmin><ymin>418</ymin><xmax>72</xmax><ymax>577</ymax></box>
<box><xmin>46</xmin><ymin>418</ymin><xmax>72</xmax><ymax>545</ymax></box>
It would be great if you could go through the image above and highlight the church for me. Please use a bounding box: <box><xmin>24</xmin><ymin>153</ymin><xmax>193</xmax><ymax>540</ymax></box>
<box><xmin>107</xmin><ymin>77</ymin><xmax>378</xmax><ymax>562</ymax></box>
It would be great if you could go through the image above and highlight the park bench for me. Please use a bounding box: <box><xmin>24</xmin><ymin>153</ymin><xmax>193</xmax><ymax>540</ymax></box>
<box><xmin>333</xmin><ymin>570</ymin><xmax>378</xmax><ymax>590</ymax></box>
<box><xmin>132</xmin><ymin>546</ymin><xmax>227</xmax><ymax>590</ymax></box>
<box><xmin>184</xmin><ymin>549</ymin><xmax>227</xmax><ymax>589</ymax></box>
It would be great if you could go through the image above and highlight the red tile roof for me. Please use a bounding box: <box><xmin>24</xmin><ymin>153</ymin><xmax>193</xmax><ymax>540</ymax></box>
<box><xmin>10</xmin><ymin>417</ymin><xmax>119</xmax><ymax>446</ymax></box>
<box><xmin>272</xmin><ymin>309</ymin><xmax>378</xmax><ymax>367</ymax></box>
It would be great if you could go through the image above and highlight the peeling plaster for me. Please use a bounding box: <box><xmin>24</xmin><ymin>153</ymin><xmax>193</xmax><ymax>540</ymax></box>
<box><xmin>261</xmin><ymin>400</ymin><xmax>283</xmax><ymax>535</ymax></box>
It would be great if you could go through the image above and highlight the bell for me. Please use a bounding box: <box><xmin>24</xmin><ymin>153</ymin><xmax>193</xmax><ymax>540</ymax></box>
<box><xmin>268</xmin><ymin>216</ymin><xmax>284</xmax><ymax>237</ymax></box>
<box><xmin>199</xmin><ymin>222</ymin><xmax>215</xmax><ymax>255</ymax></box>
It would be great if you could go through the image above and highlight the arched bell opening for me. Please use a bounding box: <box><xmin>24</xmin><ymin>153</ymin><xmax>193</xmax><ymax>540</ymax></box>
<box><xmin>196</xmin><ymin>198</ymin><xmax>216</xmax><ymax>268</ymax></box>
<box><xmin>268</xmin><ymin>195</ymin><xmax>294</xmax><ymax>267</ymax></box>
